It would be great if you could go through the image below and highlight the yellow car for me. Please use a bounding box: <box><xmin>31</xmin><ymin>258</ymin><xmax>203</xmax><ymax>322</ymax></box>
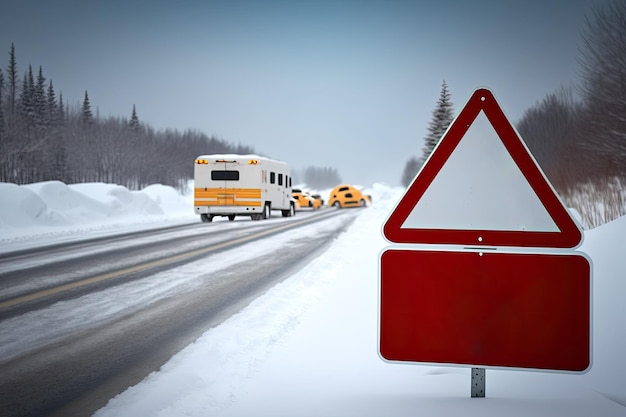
<box><xmin>292</xmin><ymin>188</ymin><xmax>304</xmax><ymax>209</ymax></box>
<box><xmin>310</xmin><ymin>193</ymin><xmax>324</xmax><ymax>209</ymax></box>
<box><xmin>292</xmin><ymin>188</ymin><xmax>319</xmax><ymax>210</ymax></box>
<box><xmin>328</xmin><ymin>184</ymin><xmax>371</xmax><ymax>208</ymax></box>
<box><xmin>304</xmin><ymin>192</ymin><xmax>322</xmax><ymax>209</ymax></box>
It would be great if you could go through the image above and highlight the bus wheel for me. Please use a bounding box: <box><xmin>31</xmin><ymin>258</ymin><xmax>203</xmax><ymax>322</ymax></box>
<box><xmin>263</xmin><ymin>202</ymin><xmax>271</xmax><ymax>219</ymax></box>
<box><xmin>228</xmin><ymin>215</ymin><xmax>236</xmax><ymax>221</ymax></box>
<box><xmin>201</xmin><ymin>214</ymin><xmax>212</xmax><ymax>223</ymax></box>
<box><xmin>282</xmin><ymin>203</ymin><xmax>295</xmax><ymax>217</ymax></box>
<box><xmin>333</xmin><ymin>201</ymin><xmax>341</xmax><ymax>209</ymax></box>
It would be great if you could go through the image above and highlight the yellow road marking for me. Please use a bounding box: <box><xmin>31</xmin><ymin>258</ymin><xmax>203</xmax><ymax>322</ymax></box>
<box><xmin>0</xmin><ymin>213</ymin><xmax>336</xmax><ymax>310</ymax></box>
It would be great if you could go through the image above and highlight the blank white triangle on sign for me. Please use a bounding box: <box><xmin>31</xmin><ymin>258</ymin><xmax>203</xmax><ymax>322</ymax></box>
<box><xmin>401</xmin><ymin>110</ymin><xmax>559</xmax><ymax>233</ymax></box>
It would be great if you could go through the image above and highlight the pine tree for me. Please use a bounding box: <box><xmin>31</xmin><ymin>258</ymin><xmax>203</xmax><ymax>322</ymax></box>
<box><xmin>421</xmin><ymin>80</ymin><xmax>454</xmax><ymax>162</ymax></box>
<box><xmin>0</xmin><ymin>69</ymin><xmax>6</xmax><ymax>182</ymax></box>
<box><xmin>400</xmin><ymin>156</ymin><xmax>421</xmax><ymax>187</ymax></box>
<box><xmin>49</xmin><ymin>84</ymin><xmax>67</xmax><ymax>182</ymax></box>
<box><xmin>53</xmin><ymin>89</ymin><xmax>69</xmax><ymax>182</ymax></box>
<box><xmin>129</xmin><ymin>104</ymin><xmax>139</xmax><ymax>131</ymax></box>
<box><xmin>7</xmin><ymin>43</ymin><xmax>18</xmax><ymax>117</ymax></box>
<box><xmin>18</xmin><ymin>66</ymin><xmax>35</xmax><ymax>127</ymax></box>
<box><xmin>34</xmin><ymin>66</ymin><xmax>46</xmax><ymax>129</ymax></box>
<box><xmin>0</xmin><ymin>69</ymin><xmax>5</xmax><ymax>140</ymax></box>
<box><xmin>400</xmin><ymin>81</ymin><xmax>454</xmax><ymax>186</ymax></box>
<box><xmin>81</xmin><ymin>90</ymin><xmax>93</xmax><ymax>125</ymax></box>
<box><xmin>47</xmin><ymin>80</ymin><xmax>57</xmax><ymax>126</ymax></box>
<box><xmin>58</xmin><ymin>92</ymin><xmax>65</xmax><ymax>123</ymax></box>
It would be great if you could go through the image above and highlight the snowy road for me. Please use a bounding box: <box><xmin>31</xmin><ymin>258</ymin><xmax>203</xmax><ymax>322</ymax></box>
<box><xmin>0</xmin><ymin>207</ymin><xmax>359</xmax><ymax>417</ymax></box>
<box><xmin>0</xmin><ymin>209</ymin><xmax>345</xmax><ymax>315</ymax></box>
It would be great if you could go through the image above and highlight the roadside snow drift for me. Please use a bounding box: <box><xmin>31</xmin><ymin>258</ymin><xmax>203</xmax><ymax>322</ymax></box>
<box><xmin>0</xmin><ymin>181</ymin><xmax>194</xmax><ymax>249</ymax></box>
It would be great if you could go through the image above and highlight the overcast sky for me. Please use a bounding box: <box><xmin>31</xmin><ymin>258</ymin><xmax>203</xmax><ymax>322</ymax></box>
<box><xmin>0</xmin><ymin>0</ymin><xmax>611</xmax><ymax>186</ymax></box>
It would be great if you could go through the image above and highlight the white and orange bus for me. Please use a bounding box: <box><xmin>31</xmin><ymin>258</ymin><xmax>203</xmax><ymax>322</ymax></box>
<box><xmin>194</xmin><ymin>154</ymin><xmax>296</xmax><ymax>222</ymax></box>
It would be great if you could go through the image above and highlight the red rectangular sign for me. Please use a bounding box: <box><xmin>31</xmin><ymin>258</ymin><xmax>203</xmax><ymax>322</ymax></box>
<box><xmin>379</xmin><ymin>249</ymin><xmax>591</xmax><ymax>372</ymax></box>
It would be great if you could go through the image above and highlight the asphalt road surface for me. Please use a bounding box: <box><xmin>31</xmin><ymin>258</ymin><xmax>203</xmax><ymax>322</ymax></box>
<box><xmin>0</xmin><ymin>208</ymin><xmax>359</xmax><ymax>416</ymax></box>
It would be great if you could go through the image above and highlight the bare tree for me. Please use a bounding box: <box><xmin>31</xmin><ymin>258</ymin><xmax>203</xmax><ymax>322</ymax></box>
<box><xmin>516</xmin><ymin>86</ymin><xmax>582</xmax><ymax>188</ymax></box>
<box><xmin>578</xmin><ymin>0</ymin><xmax>626</xmax><ymax>176</ymax></box>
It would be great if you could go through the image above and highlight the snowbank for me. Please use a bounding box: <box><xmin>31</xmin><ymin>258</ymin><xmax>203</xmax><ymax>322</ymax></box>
<box><xmin>0</xmin><ymin>181</ymin><xmax>194</xmax><ymax>249</ymax></box>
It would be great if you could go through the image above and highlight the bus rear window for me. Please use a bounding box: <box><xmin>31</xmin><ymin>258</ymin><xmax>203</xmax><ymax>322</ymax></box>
<box><xmin>211</xmin><ymin>170</ymin><xmax>240</xmax><ymax>181</ymax></box>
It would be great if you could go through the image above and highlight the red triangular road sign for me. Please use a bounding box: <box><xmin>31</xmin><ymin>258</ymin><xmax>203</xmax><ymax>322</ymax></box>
<box><xmin>384</xmin><ymin>88</ymin><xmax>583</xmax><ymax>248</ymax></box>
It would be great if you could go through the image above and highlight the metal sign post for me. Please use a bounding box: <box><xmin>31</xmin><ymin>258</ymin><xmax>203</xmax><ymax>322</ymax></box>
<box><xmin>471</xmin><ymin>368</ymin><xmax>485</xmax><ymax>398</ymax></box>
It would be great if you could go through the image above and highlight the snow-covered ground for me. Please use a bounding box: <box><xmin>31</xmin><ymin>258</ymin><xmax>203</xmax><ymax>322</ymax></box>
<box><xmin>1</xmin><ymin>181</ymin><xmax>625</xmax><ymax>416</ymax></box>
<box><xmin>0</xmin><ymin>181</ymin><xmax>196</xmax><ymax>252</ymax></box>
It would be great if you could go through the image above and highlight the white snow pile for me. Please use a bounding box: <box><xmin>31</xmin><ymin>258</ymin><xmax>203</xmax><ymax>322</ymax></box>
<box><xmin>0</xmin><ymin>181</ymin><xmax>194</xmax><ymax>248</ymax></box>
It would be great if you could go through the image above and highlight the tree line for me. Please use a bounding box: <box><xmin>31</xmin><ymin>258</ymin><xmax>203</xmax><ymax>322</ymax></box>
<box><xmin>0</xmin><ymin>43</ymin><xmax>254</xmax><ymax>191</ymax></box>
<box><xmin>403</xmin><ymin>0</ymin><xmax>626</xmax><ymax>199</ymax></box>
<box><xmin>0</xmin><ymin>43</ymin><xmax>342</xmax><ymax>192</ymax></box>
<box><xmin>519</xmin><ymin>0</ymin><xmax>626</xmax><ymax>192</ymax></box>
<box><xmin>300</xmin><ymin>166</ymin><xmax>342</xmax><ymax>189</ymax></box>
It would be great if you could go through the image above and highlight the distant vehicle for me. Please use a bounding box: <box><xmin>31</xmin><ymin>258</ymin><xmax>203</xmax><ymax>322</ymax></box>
<box><xmin>311</xmin><ymin>194</ymin><xmax>324</xmax><ymax>207</ymax></box>
<box><xmin>291</xmin><ymin>188</ymin><xmax>306</xmax><ymax>209</ymax></box>
<box><xmin>292</xmin><ymin>188</ymin><xmax>320</xmax><ymax>210</ymax></box>
<box><xmin>305</xmin><ymin>192</ymin><xmax>322</xmax><ymax>209</ymax></box>
<box><xmin>328</xmin><ymin>184</ymin><xmax>371</xmax><ymax>208</ymax></box>
<box><xmin>194</xmin><ymin>154</ymin><xmax>296</xmax><ymax>222</ymax></box>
